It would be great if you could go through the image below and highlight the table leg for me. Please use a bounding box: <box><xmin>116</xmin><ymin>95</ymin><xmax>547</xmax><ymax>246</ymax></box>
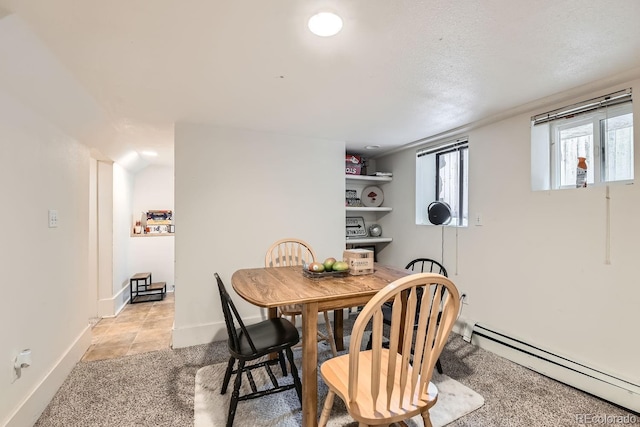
<box><xmin>333</xmin><ymin>309</ymin><xmax>344</xmax><ymax>351</ymax></box>
<box><xmin>302</xmin><ymin>302</ymin><xmax>319</xmax><ymax>427</ymax></box>
<box><xmin>268</xmin><ymin>307</ymin><xmax>279</xmax><ymax>360</ymax></box>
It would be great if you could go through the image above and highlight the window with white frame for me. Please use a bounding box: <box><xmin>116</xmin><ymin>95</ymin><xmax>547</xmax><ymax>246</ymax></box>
<box><xmin>531</xmin><ymin>88</ymin><xmax>633</xmax><ymax>191</ymax></box>
<box><xmin>416</xmin><ymin>138</ymin><xmax>469</xmax><ymax>227</ymax></box>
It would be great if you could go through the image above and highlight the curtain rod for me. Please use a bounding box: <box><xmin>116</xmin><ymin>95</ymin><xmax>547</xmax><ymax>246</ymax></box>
<box><xmin>532</xmin><ymin>88</ymin><xmax>632</xmax><ymax>126</ymax></box>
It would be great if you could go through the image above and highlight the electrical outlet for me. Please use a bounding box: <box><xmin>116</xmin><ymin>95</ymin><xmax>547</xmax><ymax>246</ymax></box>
<box><xmin>48</xmin><ymin>209</ymin><xmax>58</xmax><ymax>228</ymax></box>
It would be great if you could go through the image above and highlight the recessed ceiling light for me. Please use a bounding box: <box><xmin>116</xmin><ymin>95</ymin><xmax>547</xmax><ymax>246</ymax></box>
<box><xmin>365</xmin><ymin>145</ymin><xmax>381</xmax><ymax>150</ymax></box>
<box><xmin>308</xmin><ymin>12</ymin><xmax>343</xmax><ymax>37</ymax></box>
<box><xmin>141</xmin><ymin>150</ymin><xmax>158</xmax><ymax>157</ymax></box>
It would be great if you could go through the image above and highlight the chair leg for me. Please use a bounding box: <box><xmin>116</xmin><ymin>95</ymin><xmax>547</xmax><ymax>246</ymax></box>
<box><xmin>318</xmin><ymin>390</ymin><xmax>335</xmax><ymax>427</ymax></box>
<box><xmin>421</xmin><ymin>409</ymin><xmax>433</xmax><ymax>427</ymax></box>
<box><xmin>436</xmin><ymin>358</ymin><xmax>443</xmax><ymax>374</ymax></box>
<box><xmin>227</xmin><ymin>359</ymin><xmax>245</xmax><ymax>427</ymax></box>
<box><xmin>221</xmin><ymin>357</ymin><xmax>235</xmax><ymax>394</ymax></box>
<box><xmin>278</xmin><ymin>350</ymin><xmax>287</xmax><ymax>376</ymax></box>
<box><xmin>322</xmin><ymin>310</ymin><xmax>338</xmax><ymax>356</ymax></box>
<box><xmin>285</xmin><ymin>347</ymin><xmax>302</xmax><ymax>402</ymax></box>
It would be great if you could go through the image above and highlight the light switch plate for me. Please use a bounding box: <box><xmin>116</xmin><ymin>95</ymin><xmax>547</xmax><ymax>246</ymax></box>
<box><xmin>48</xmin><ymin>209</ymin><xmax>58</xmax><ymax>228</ymax></box>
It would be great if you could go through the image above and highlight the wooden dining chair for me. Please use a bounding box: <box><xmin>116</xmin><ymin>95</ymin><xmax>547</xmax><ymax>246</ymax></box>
<box><xmin>403</xmin><ymin>258</ymin><xmax>448</xmax><ymax>374</ymax></box>
<box><xmin>319</xmin><ymin>273</ymin><xmax>461</xmax><ymax>427</ymax></box>
<box><xmin>216</xmin><ymin>273</ymin><xmax>302</xmax><ymax>427</ymax></box>
<box><xmin>369</xmin><ymin>258</ymin><xmax>449</xmax><ymax>374</ymax></box>
<box><xmin>265</xmin><ymin>238</ymin><xmax>338</xmax><ymax>357</ymax></box>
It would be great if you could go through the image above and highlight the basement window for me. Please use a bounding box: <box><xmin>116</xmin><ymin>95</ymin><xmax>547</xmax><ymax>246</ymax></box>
<box><xmin>416</xmin><ymin>138</ymin><xmax>469</xmax><ymax>227</ymax></box>
<box><xmin>531</xmin><ymin>88</ymin><xmax>634</xmax><ymax>190</ymax></box>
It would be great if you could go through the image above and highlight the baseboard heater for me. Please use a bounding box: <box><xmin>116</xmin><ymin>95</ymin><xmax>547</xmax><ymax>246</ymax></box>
<box><xmin>468</xmin><ymin>323</ymin><xmax>640</xmax><ymax>413</ymax></box>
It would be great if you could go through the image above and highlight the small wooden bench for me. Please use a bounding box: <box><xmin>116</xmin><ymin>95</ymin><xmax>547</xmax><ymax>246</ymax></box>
<box><xmin>130</xmin><ymin>272</ymin><xmax>166</xmax><ymax>303</ymax></box>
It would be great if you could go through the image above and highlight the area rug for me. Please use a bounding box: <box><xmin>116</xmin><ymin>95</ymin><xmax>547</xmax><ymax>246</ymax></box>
<box><xmin>194</xmin><ymin>339</ymin><xmax>484</xmax><ymax>426</ymax></box>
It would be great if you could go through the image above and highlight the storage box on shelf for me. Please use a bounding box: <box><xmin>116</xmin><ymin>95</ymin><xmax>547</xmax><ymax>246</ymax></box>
<box><xmin>343</xmin><ymin>249</ymin><xmax>374</xmax><ymax>275</ymax></box>
<box><xmin>345</xmin><ymin>154</ymin><xmax>365</xmax><ymax>175</ymax></box>
<box><xmin>345</xmin><ymin>174</ymin><xmax>393</xmax><ymax>245</ymax></box>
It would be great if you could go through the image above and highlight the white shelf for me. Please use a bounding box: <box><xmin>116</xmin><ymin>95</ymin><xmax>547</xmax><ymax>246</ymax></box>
<box><xmin>346</xmin><ymin>206</ymin><xmax>392</xmax><ymax>212</ymax></box>
<box><xmin>345</xmin><ymin>172</ymin><xmax>393</xmax><ymax>247</ymax></box>
<box><xmin>345</xmin><ymin>175</ymin><xmax>392</xmax><ymax>184</ymax></box>
<box><xmin>346</xmin><ymin>237</ymin><xmax>393</xmax><ymax>244</ymax></box>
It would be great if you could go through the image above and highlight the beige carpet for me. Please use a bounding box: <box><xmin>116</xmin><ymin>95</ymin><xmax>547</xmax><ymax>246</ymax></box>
<box><xmin>34</xmin><ymin>331</ymin><xmax>634</xmax><ymax>427</ymax></box>
<box><xmin>194</xmin><ymin>355</ymin><xmax>484</xmax><ymax>426</ymax></box>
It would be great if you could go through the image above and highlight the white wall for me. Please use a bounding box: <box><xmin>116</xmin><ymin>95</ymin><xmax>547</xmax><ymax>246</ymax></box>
<box><xmin>132</xmin><ymin>165</ymin><xmax>174</xmax><ymax>216</ymax></box>
<box><xmin>173</xmin><ymin>124</ymin><xmax>345</xmax><ymax>347</ymax></box>
<box><xmin>129</xmin><ymin>166</ymin><xmax>175</xmax><ymax>290</ymax></box>
<box><xmin>88</xmin><ymin>158</ymin><xmax>98</xmax><ymax>318</ymax></box>
<box><xmin>96</xmin><ymin>161</ymin><xmax>115</xmax><ymax>316</ymax></box>
<box><xmin>0</xmin><ymin>90</ymin><xmax>91</xmax><ymax>426</ymax></box>
<box><xmin>375</xmin><ymin>76</ymin><xmax>640</xmax><ymax>385</ymax></box>
<box><xmin>112</xmin><ymin>164</ymin><xmax>135</xmax><ymax>310</ymax></box>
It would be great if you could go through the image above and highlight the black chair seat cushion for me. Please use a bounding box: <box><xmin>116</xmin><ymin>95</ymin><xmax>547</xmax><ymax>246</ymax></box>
<box><xmin>230</xmin><ymin>317</ymin><xmax>300</xmax><ymax>358</ymax></box>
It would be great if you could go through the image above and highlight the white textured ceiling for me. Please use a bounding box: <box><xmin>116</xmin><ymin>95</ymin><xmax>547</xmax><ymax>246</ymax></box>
<box><xmin>1</xmin><ymin>1</ymin><xmax>639</xmax><ymax>170</ymax></box>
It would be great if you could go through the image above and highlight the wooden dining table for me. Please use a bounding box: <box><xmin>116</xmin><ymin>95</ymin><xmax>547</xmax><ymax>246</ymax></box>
<box><xmin>231</xmin><ymin>263</ymin><xmax>412</xmax><ymax>427</ymax></box>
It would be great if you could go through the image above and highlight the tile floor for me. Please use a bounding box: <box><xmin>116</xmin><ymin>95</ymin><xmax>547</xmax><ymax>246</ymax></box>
<box><xmin>82</xmin><ymin>292</ymin><xmax>174</xmax><ymax>362</ymax></box>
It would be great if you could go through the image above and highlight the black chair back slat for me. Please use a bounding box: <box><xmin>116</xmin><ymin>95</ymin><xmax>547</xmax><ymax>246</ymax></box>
<box><xmin>216</xmin><ymin>273</ymin><xmax>258</xmax><ymax>354</ymax></box>
<box><xmin>406</xmin><ymin>258</ymin><xmax>448</xmax><ymax>304</ymax></box>
<box><xmin>405</xmin><ymin>258</ymin><xmax>448</xmax><ymax>276</ymax></box>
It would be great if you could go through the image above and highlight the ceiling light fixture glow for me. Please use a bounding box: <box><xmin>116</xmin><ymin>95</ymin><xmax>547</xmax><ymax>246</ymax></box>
<box><xmin>118</xmin><ymin>151</ymin><xmax>140</xmax><ymax>168</ymax></box>
<box><xmin>308</xmin><ymin>12</ymin><xmax>343</xmax><ymax>37</ymax></box>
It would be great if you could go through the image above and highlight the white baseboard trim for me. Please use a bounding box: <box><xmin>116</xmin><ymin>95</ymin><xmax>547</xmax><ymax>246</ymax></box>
<box><xmin>4</xmin><ymin>325</ymin><xmax>92</xmax><ymax>427</ymax></box>
<box><xmin>97</xmin><ymin>284</ymin><xmax>129</xmax><ymax>317</ymax></box>
<box><xmin>172</xmin><ymin>318</ymin><xmax>245</xmax><ymax>348</ymax></box>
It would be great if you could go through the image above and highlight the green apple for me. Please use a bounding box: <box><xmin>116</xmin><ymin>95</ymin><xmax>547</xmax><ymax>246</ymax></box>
<box><xmin>323</xmin><ymin>257</ymin><xmax>337</xmax><ymax>271</ymax></box>
<box><xmin>332</xmin><ymin>261</ymin><xmax>349</xmax><ymax>272</ymax></box>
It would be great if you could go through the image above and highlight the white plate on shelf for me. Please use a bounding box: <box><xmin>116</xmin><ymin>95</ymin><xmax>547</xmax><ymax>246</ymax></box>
<box><xmin>361</xmin><ymin>185</ymin><xmax>384</xmax><ymax>207</ymax></box>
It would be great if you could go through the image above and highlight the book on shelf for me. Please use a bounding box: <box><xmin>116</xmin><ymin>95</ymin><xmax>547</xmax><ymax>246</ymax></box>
<box><xmin>368</xmin><ymin>172</ymin><xmax>393</xmax><ymax>177</ymax></box>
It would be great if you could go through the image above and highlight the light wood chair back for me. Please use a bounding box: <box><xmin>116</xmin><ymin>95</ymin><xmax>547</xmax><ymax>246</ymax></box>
<box><xmin>265</xmin><ymin>238</ymin><xmax>316</xmax><ymax>267</ymax></box>
<box><xmin>264</xmin><ymin>238</ymin><xmax>338</xmax><ymax>357</ymax></box>
<box><xmin>319</xmin><ymin>273</ymin><xmax>460</xmax><ymax>426</ymax></box>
